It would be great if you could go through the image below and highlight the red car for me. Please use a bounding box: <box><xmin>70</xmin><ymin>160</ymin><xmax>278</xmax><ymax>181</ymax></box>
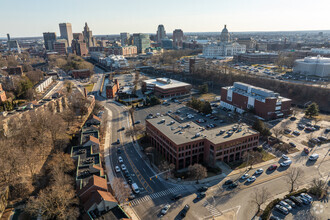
<box><xmin>268</xmin><ymin>165</ymin><xmax>278</xmax><ymax>171</ymax></box>
<box><xmin>304</xmin><ymin>148</ymin><xmax>310</xmax><ymax>154</ymax></box>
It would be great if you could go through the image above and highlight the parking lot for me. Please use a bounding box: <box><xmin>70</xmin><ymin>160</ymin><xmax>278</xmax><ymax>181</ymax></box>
<box><xmin>270</xmin><ymin>112</ymin><xmax>330</xmax><ymax>152</ymax></box>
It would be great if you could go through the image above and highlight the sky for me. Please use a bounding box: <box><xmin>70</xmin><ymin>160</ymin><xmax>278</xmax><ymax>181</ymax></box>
<box><xmin>1</xmin><ymin>0</ymin><xmax>330</xmax><ymax>38</ymax></box>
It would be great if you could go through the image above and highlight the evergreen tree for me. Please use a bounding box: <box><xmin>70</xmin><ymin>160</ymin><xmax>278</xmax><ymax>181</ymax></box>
<box><xmin>305</xmin><ymin>102</ymin><xmax>319</xmax><ymax>118</ymax></box>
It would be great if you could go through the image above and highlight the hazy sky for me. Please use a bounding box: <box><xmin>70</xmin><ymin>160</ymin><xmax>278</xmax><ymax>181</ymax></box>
<box><xmin>1</xmin><ymin>0</ymin><xmax>330</xmax><ymax>37</ymax></box>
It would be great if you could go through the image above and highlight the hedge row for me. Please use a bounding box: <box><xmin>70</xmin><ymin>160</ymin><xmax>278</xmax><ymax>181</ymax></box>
<box><xmin>260</xmin><ymin>198</ymin><xmax>280</xmax><ymax>220</ymax></box>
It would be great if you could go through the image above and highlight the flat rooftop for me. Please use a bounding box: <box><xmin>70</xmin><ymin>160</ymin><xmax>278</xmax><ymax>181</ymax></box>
<box><xmin>147</xmin><ymin>115</ymin><xmax>258</xmax><ymax>146</ymax></box>
<box><xmin>143</xmin><ymin>78</ymin><xmax>191</xmax><ymax>90</ymax></box>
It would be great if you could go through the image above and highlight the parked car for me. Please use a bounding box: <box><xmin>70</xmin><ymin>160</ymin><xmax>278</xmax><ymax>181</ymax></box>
<box><xmin>309</xmin><ymin>154</ymin><xmax>319</xmax><ymax>161</ymax></box>
<box><xmin>180</xmin><ymin>204</ymin><xmax>190</xmax><ymax>217</ymax></box>
<box><xmin>197</xmin><ymin>192</ymin><xmax>206</xmax><ymax>199</ymax></box>
<box><xmin>314</xmin><ymin>125</ymin><xmax>320</xmax><ymax>130</ymax></box>
<box><xmin>303</xmin><ymin>148</ymin><xmax>310</xmax><ymax>154</ymax></box>
<box><xmin>282</xmin><ymin>154</ymin><xmax>289</xmax><ymax>160</ymax></box>
<box><xmin>224</xmin><ymin>180</ymin><xmax>233</xmax><ymax>185</ymax></box>
<box><xmin>275</xmin><ymin>204</ymin><xmax>289</xmax><ymax>215</ymax></box>
<box><xmin>161</xmin><ymin>204</ymin><xmax>171</xmax><ymax>215</ymax></box>
<box><xmin>171</xmin><ymin>194</ymin><xmax>182</xmax><ymax>201</ymax></box>
<box><xmin>229</xmin><ymin>182</ymin><xmax>238</xmax><ymax>189</ymax></box>
<box><xmin>280</xmin><ymin>160</ymin><xmax>292</xmax><ymax>167</ymax></box>
<box><xmin>290</xmin><ymin>196</ymin><xmax>303</xmax><ymax>206</ymax></box>
<box><xmin>284</xmin><ymin>199</ymin><xmax>296</xmax><ymax>208</ymax></box>
<box><xmin>298</xmin><ymin>124</ymin><xmax>305</xmax><ymax>129</ymax></box>
<box><xmin>117</xmin><ymin>148</ymin><xmax>121</xmax><ymax>154</ymax></box>
<box><xmin>241</xmin><ymin>173</ymin><xmax>249</xmax><ymax>180</ymax></box>
<box><xmin>268</xmin><ymin>165</ymin><xmax>278</xmax><ymax>171</ymax></box>
<box><xmin>297</xmin><ymin>196</ymin><xmax>310</xmax><ymax>205</ymax></box>
<box><xmin>318</xmin><ymin>136</ymin><xmax>327</xmax><ymax>141</ymax></box>
<box><xmin>300</xmin><ymin>193</ymin><xmax>313</xmax><ymax>202</ymax></box>
<box><xmin>118</xmin><ymin>156</ymin><xmax>123</xmax><ymax>163</ymax></box>
<box><xmin>121</xmin><ymin>164</ymin><xmax>127</xmax><ymax>171</ymax></box>
<box><xmin>292</xmin><ymin>131</ymin><xmax>300</xmax><ymax>136</ymax></box>
<box><xmin>247</xmin><ymin>176</ymin><xmax>256</xmax><ymax>183</ymax></box>
<box><xmin>134</xmin><ymin>120</ymin><xmax>141</xmax><ymax>124</ymax></box>
<box><xmin>270</xmin><ymin>216</ymin><xmax>281</xmax><ymax>220</ymax></box>
<box><xmin>255</xmin><ymin>168</ymin><xmax>264</xmax><ymax>175</ymax></box>
<box><xmin>279</xmin><ymin>201</ymin><xmax>292</xmax><ymax>211</ymax></box>
<box><xmin>117</xmin><ymin>139</ymin><xmax>120</xmax><ymax>144</ymax></box>
<box><xmin>198</xmin><ymin>186</ymin><xmax>208</xmax><ymax>192</ymax></box>
<box><xmin>289</xmin><ymin>142</ymin><xmax>296</xmax><ymax>147</ymax></box>
<box><xmin>115</xmin><ymin>166</ymin><xmax>120</xmax><ymax>173</ymax></box>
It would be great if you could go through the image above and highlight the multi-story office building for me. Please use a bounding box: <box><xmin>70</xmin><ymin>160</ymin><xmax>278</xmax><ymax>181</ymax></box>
<box><xmin>142</xmin><ymin>78</ymin><xmax>192</xmax><ymax>98</ymax></box>
<box><xmin>146</xmin><ymin>116</ymin><xmax>259</xmax><ymax>169</ymax></box>
<box><xmin>72</xmin><ymin>33</ymin><xmax>88</xmax><ymax>56</ymax></box>
<box><xmin>234</xmin><ymin>52</ymin><xmax>278</xmax><ymax>64</ymax></box>
<box><xmin>106</xmin><ymin>79</ymin><xmax>119</xmax><ymax>99</ymax></box>
<box><xmin>220</xmin><ymin>82</ymin><xmax>292</xmax><ymax>120</ymax></box>
<box><xmin>173</xmin><ymin>29</ymin><xmax>184</xmax><ymax>49</ymax></box>
<box><xmin>107</xmin><ymin>45</ymin><xmax>137</xmax><ymax>56</ymax></box>
<box><xmin>202</xmin><ymin>25</ymin><xmax>246</xmax><ymax>58</ymax></box>
<box><xmin>43</xmin><ymin>32</ymin><xmax>57</xmax><ymax>51</ymax></box>
<box><xmin>120</xmin><ymin>32</ymin><xmax>130</xmax><ymax>46</ymax></box>
<box><xmin>133</xmin><ymin>33</ymin><xmax>150</xmax><ymax>54</ymax></box>
<box><xmin>156</xmin><ymin>24</ymin><xmax>166</xmax><ymax>43</ymax></box>
<box><xmin>6</xmin><ymin>34</ymin><xmax>21</xmax><ymax>53</ymax></box>
<box><xmin>161</xmin><ymin>39</ymin><xmax>173</xmax><ymax>49</ymax></box>
<box><xmin>184</xmin><ymin>57</ymin><xmax>204</xmax><ymax>74</ymax></box>
<box><xmin>59</xmin><ymin>23</ymin><xmax>73</xmax><ymax>47</ymax></box>
<box><xmin>53</xmin><ymin>40</ymin><xmax>68</xmax><ymax>55</ymax></box>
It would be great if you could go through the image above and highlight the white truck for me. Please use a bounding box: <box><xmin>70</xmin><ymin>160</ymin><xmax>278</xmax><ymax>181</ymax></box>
<box><xmin>131</xmin><ymin>183</ymin><xmax>140</xmax><ymax>194</ymax></box>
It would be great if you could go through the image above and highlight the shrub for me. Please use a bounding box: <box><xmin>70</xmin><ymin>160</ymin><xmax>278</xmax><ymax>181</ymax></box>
<box><xmin>260</xmin><ymin>198</ymin><xmax>280</xmax><ymax>220</ymax></box>
<box><xmin>284</xmin><ymin>188</ymin><xmax>308</xmax><ymax>198</ymax></box>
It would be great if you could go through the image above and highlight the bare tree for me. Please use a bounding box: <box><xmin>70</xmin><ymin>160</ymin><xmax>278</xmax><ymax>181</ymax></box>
<box><xmin>188</xmin><ymin>163</ymin><xmax>207</xmax><ymax>183</ymax></box>
<box><xmin>272</xmin><ymin>127</ymin><xmax>282</xmax><ymax>139</ymax></box>
<box><xmin>286</xmin><ymin>167</ymin><xmax>304</xmax><ymax>192</ymax></box>
<box><xmin>242</xmin><ymin>150</ymin><xmax>263</xmax><ymax>169</ymax></box>
<box><xmin>112</xmin><ymin>177</ymin><xmax>131</xmax><ymax>204</ymax></box>
<box><xmin>251</xmin><ymin>187</ymin><xmax>270</xmax><ymax>215</ymax></box>
<box><xmin>310</xmin><ymin>178</ymin><xmax>328</xmax><ymax>198</ymax></box>
<box><xmin>159</xmin><ymin>161</ymin><xmax>175</xmax><ymax>180</ymax></box>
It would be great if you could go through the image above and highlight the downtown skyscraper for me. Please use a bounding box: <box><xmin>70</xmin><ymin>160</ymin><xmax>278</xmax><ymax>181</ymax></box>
<box><xmin>59</xmin><ymin>23</ymin><xmax>73</xmax><ymax>47</ymax></box>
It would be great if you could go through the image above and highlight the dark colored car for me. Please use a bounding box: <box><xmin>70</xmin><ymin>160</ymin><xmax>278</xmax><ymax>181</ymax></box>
<box><xmin>229</xmin><ymin>182</ymin><xmax>238</xmax><ymax>189</ymax></box>
<box><xmin>198</xmin><ymin>186</ymin><xmax>208</xmax><ymax>192</ymax></box>
<box><xmin>224</xmin><ymin>180</ymin><xmax>233</xmax><ymax>185</ymax></box>
<box><xmin>117</xmin><ymin>148</ymin><xmax>121</xmax><ymax>154</ymax></box>
<box><xmin>197</xmin><ymin>192</ymin><xmax>206</xmax><ymax>199</ymax></box>
<box><xmin>180</xmin><ymin>204</ymin><xmax>190</xmax><ymax>217</ymax></box>
<box><xmin>289</xmin><ymin>142</ymin><xmax>296</xmax><ymax>147</ymax></box>
<box><xmin>268</xmin><ymin>165</ymin><xmax>278</xmax><ymax>171</ymax></box>
<box><xmin>290</xmin><ymin>196</ymin><xmax>303</xmax><ymax>206</ymax></box>
<box><xmin>171</xmin><ymin>194</ymin><xmax>182</xmax><ymax>201</ymax></box>
<box><xmin>304</xmin><ymin>148</ymin><xmax>310</xmax><ymax>154</ymax></box>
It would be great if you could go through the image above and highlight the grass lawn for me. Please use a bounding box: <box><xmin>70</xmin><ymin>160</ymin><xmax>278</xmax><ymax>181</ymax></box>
<box><xmin>84</xmin><ymin>83</ymin><xmax>94</xmax><ymax>92</ymax></box>
<box><xmin>194</xmin><ymin>93</ymin><xmax>217</xmax><ymax>102</ymax></box>
<box><xmin>230</xmin><ymin>149</ymin><xmax>276</xmax><ymax>170</ymax></box>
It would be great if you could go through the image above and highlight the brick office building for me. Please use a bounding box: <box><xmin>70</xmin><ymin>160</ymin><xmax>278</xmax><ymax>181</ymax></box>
<box><xmin>106</xmin><ymin>79</ymin><xmax>119</xmax><ymax>99</ymax></box>
<box><xmin>107</xmin><ymin>46</ymin><xmax>137</xmax><ymax>57</ymax></box>
<box><xmin>221</xmin><ymin>82</ymin><xmax>292</xmax><ymax>120</ymax></box>
<box><xmin>146</xmin><ymin>116</ymin><xmax>259</xmax><ymax>170</ymax></box>
<box><xmin>71</xmin><ymin>69</ymin><xmax>91</xmax><ymax>79</ymax></box>
<box><xmin>142</xmin><ymin>78</ymin><xmax>192</xmax><ymax>98</ymax></box>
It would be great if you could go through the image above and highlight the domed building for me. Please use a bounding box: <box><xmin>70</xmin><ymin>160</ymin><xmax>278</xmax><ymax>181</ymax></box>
<box><xmin>293</xmin><ymin>55</ymin><xmax>330</xmax><ymax>77</ymax></box>
<box><xmin>202</xmin><ymin>25</ymin><xmax>246</xmax><ymax>59</ymax></box>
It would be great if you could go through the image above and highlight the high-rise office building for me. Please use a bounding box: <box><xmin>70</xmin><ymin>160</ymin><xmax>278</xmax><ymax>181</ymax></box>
<box><xmin>72</xmin><ymin>33</ymin><xmax>88</xmax><ymax>56</ymax></box>
<box><xmin>156</xmin><ymin>25</ymin><xmax>166</xmax><ymax>43</ymax></box>
<box><xmin>43</xmin><ymin>32</ymin><xmax>57</xmax><ymax>51</ymax></box>
<box><xmin>173</xmin><ymin>29</ymin><xmax>184</xmax><ymax>49</ymax></box>
<box><xmin>120</xmin><ymin>33</ymin><xmax>130</xmax><ymax>46</ymax></box>
<box><xmin>59</xmin><ymin>23</ymin><xmax>73</xmax><ymax>47</ymax></box>
<box><xmin>133</xmin><ymin>33</ymin><xmax>150</xmax><ymax>54</ymax></box>
<box><xmin>6</xmin><ymin>33</ymin><xmax>21</xmax><ymax>53</ymax></box>
<box><xmin>82</xmin><ymin>22</ymin><xmax>96</xmax><ymax>48</ymax></box>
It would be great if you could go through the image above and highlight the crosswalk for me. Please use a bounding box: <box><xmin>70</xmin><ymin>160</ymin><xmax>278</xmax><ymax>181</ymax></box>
<box><xmin>203</xmin><ymin>201</ymin><xmax>222</xmax><ymax>217</ymax></box>
<box><xmin>129</xmin><ymin>185</ymin><xmax>187</xmax><ymax>206</ymax></box>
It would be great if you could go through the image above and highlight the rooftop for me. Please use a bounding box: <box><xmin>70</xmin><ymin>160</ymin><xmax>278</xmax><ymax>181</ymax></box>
<box><xmin>143</xmin><ymin>78</ymin><xmax>191</xmax><ymax>90</ymax></box>
<box><xmin>147</xmin><ymin>115</ymin><xmax>258</xmax><ymax>146</ymax></box>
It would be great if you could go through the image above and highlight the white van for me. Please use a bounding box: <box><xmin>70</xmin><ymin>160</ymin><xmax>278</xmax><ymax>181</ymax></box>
<box><xmin>131</xmin><ymin>183</ymin><xmax>140</xmax><ymax>194</ymax></box>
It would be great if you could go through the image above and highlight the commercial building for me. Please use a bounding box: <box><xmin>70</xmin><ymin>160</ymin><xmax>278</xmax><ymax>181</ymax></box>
<box><xmin>0</xmin><ymin>83</ymin><xmax>7</xmax><ymax>103</ymax></box>
<box><xmin>220</xmin><ymin>82</ymin><xmax>292</xmax><ymax>120</ymax></box>
<box><xmin>53</xmin><ymin>40</ymin><xmax>68</xmax><ymax>55</ymax></box>
<box><xmin>72</xmin><ymin>33</ymin><xmax>88</xmax><ymax>56</ymax></box>
<box><xmin>161</xmin><ymin>39</ymin><xmax>173</xmax><ymax>49</ymax></box>
<box><xmin>43</xmin><ymin>32</ymin><xmax>57</xmax><ymax>51</ymax></box>
<box><xmin>234</xmin><ymin>52</ymin><xmax>278</xmax><ymax>64</ymax></box>
<box><xmin>293</xmin><ymin>56</ymin><xmax>330</xmax><ymax>77</ymax></box>
<box><xmin>59</xmin><ymin>23</ymin><xmax>73</xmax><ymax>47</ymax></box>
<box><xmin>106</xmin><ymin>79</ymin><xmax>119</xmax><ymax>99</ymax></box>
<box><xmin>146</xmin><ymin>116</ymin><xmax>259</xmax><ymax>169</ymax></box>
<box><xmin>184</xmin><ymin>57</ymin><xmax>204</xmax><ymax>74</ymax></box>
<box><xmin>71</xmin><ymin>69</ymin><xmax>92</xmax><ymax>79</ymax></box>
<box><xmin>173</xmin><ymin>29</ymin><xmax>184</xmax><ymax>49</ymax></box>
<box><xmin>2</xmin><ymin>66</ymin><xmax>23</xmax><ymax>75</ymax></box>
<box><xmin>6</xmin><ymin>34</ymin><xmax>21</xmax><ymax>53</ymax></box>
<box><xmin>133</xmin><ymin>33</ymin><xmax>150</xmax><ymax>54</ymax></box>
<box><xmin>156</xmin><ymin>24</ymin><xmax>166</xmax><ymax>43</ymax></box>
<box><xmin>120</xmin><ymin>32</ymin><xmax>130</xmax><ymax>46</ymax></box>
<box><xmin>142</xmin><ymin>78</ymin><xmax>192</xmax><ymax>98</ymax></box>
<box><xmin>100</xmin><ymin>55</ymin><xmax>129</xmax><ymax>69</ymax></box>
<box><xmin>34</xmin><ymin>76</ymin><xmax>53</xmax><ymax>93</ymax></box>
<box><xmin>236</xmin><ymin>37</ymin><xmax>256</xmax><ymax>51</ymax></box>
<box><xmin>202</xmin><ymin>25</ymin><xmax>246</xmax><ymax>58</ymax></box>
<box><xmin>107</xmin><ymin>45</ymin><xmax>137</xmax><ymax>56</ymax></box>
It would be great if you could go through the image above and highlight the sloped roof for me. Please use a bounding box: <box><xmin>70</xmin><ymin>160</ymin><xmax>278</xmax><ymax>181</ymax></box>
<box><xmin>78</xmin><ymin>175</ymin><xmax>107</xmax><ymax>198</ymax></box>
<box><xmin>83</xmin><ymin>190</ymin><xmax>117</xmax><ymax>211</ymax></box>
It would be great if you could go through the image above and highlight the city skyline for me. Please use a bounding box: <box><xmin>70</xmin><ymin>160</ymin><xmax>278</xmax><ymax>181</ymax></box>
<box><xmin>1</xmin><ymin>0</ymin><xmax>330</xmax><ymax>37</ymax></box>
